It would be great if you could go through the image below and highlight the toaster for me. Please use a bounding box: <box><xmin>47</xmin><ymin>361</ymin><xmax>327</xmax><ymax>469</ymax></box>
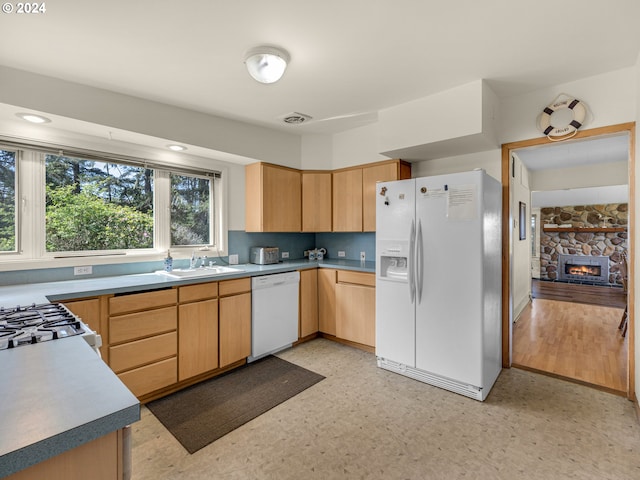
<box><xmin>250</xmin><ymin>246</ymin><xmax>280</xmax><ymax>265</ymax></box>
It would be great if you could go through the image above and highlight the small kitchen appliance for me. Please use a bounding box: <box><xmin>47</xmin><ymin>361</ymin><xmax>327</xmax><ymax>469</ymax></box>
<box><xmin>0</xmin><ymin>303</ymin><xmax>102</xmax><ymax>355</ymax></box>
<box><xmin>250</xmin><ymin>246</ymin><xmax>280</xmax><ymax>265</ymax></box>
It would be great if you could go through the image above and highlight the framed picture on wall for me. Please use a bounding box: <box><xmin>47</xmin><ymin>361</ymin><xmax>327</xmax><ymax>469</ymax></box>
<box><xmin>519</xmin><ymin>202</ymin><xmax>527</xmax><ymax>240</ymax></box>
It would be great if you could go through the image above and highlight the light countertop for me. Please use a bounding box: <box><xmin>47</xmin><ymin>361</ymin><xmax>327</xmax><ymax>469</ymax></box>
<box><xmin>0</xmin><ymin>337</ymin><xmax>140</xmax><ymax>477</ymax></box>
<box><xmin>0</xmin><ymin>259</ymin><xmax>375</xmax><ymax>308</ymax></box>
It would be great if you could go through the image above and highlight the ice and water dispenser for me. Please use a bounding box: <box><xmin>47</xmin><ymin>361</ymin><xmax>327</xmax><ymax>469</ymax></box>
<box><xmin>378</xmin><ymin>242</ymin><xmax>409</xmax><ymax>282</ymax></box>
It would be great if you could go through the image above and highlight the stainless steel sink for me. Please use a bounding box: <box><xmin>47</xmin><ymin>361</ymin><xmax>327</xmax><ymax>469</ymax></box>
<box><xmin>156</xmin><ymin>266</ymin><xmax>245</xmax><ymax>279</ymax></box>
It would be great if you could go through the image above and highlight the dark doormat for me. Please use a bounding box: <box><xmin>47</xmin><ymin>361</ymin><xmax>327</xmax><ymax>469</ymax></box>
<box><xmin>146</xmin><ymin>355</ymin><xmax>325</xmax><ymax>454</ymax></box>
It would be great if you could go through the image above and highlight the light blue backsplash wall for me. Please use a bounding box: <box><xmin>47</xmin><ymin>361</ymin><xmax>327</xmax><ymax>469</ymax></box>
<box><xmin>227</xmin><ymin>231</ymin><xmax>375</xmax><ymax>263</ymax></box>
<box><xmin>227</xmin><ymin>231</ymin><xmax>316</xmax><ymax>263</ymax></box>
<box><xmin>0</xmin><ymin>231</ymin><xmax>374</xmax><ymax>286</ymax></box>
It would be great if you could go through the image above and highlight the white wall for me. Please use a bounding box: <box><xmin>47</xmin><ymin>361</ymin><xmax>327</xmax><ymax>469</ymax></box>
<box><xmin>411</xmin><ymin>150</ymin><xmax>501</xmax><ymax>181</ymax></box>
<box><xmin>500</xmin><ymin>67</ymin><xmax>636</xmax><ymax>144</ymax></box>
<box><xmin>331</xmin><ymin>123</ymin><xmax>388</xmax><ymax>169</ymax></box>
<box><xmin>300</xmin><ymin>134</ymin><xmax>333</xmax><ymax>170</ymax></box>
<box><xmin>378</xmin><ymin>80</ymin><xmax>484</xmax><ymax>154</ymax></box>
<box><xmin>511</xmin><ymin>154</ymin><xmax>532</xmax><ymax>320</ymax></box>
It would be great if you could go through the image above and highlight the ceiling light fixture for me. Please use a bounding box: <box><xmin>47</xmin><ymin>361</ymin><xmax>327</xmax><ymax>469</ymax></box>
<box><xmin>16</xmin><ymin>113</ymin><xmax>51</xmax><ymax>124</ymax></box>
<box><xmin>244</xmin><ymin>46</ymin><xmax>289</xmax><ymax>84</ymax></box>
<box><xmin>167</xmin><ymin>144</ymin><xmax>187</xmax><ymax>151</ymax></box>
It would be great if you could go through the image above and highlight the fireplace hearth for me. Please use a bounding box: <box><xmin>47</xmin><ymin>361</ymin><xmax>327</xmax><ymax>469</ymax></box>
<box><xmin>558</xmin><ymin>254</ymin><xmax>609</xmax><ymax>284</ymax></box>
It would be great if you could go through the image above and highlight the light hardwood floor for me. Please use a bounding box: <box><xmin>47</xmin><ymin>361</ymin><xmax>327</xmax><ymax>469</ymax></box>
<box><xmin>513</xmin><ymin>297</ymin><xmax>628</xmax><ymax>394</ymax></box>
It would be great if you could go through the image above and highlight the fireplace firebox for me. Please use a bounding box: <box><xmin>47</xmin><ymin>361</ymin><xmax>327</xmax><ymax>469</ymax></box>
<box><xmin>558</xmin><ymin>254</ymin><xmax>609</xmax><ymax>284</ymax></box>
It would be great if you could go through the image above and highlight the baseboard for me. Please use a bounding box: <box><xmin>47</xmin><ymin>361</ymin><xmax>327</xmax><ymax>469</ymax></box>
<box><xmin>513</xmin><ymin>295</ymin><xmax>531</xmax><ymax>322</ymax></box>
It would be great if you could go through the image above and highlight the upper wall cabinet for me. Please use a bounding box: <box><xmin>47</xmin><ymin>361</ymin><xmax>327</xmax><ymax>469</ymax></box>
<box><xmin>246</xmin><ymin>159</ymin><xmax>410</xmax><ymax>233</ymax></box>
<box><xmin>245</xmin><ymin>162</ymin><xmax>301</xmax><ymax>232</ymax></box>
<box><xmin>334</xmin><ymin>159</ymin><xmax>411</xmax><ymax>232</ymax></box>
<box><xmin>332</xmin><ymin>168</ymin><xmax>363</xmax><ymax>232</ymax></box>
<box><xmin>302</xmin><ymin>171</ymin><xmax>332</xmax><ymax>232</ymax></box>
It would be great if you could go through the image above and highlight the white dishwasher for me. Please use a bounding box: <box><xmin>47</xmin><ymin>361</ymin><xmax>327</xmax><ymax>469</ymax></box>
<box><xmin>248</xmin><ymin>271</ymin><xmax>300</xmax><ymax>362</ymax></box>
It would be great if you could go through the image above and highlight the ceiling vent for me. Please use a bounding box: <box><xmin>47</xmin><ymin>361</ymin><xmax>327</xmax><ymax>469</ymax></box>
<box><xmin>279</xmin><ymin>112</ymin><xmax>312</xmax><ymax>125</ymax></box>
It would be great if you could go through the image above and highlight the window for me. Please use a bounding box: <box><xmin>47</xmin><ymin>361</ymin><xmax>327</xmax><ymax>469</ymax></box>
<box><xmin>170</xmin><ymin>173</ymin><xmax>212</xmax><ymax>247</ymax></box>
<box><xmin>530</xmin><ymin>213</ymin><xmax>537</xmax><ymax>256</ymax></box>
<box><xmin>45</xmin><ymin>154</ymin><xmax>154</xmax><ymax>252</ymax></box>
<box><xmin>0</xmin><ymin>148</ymin><xmax>17</xmax><ymax>252</ymax></box>
<box><xmin>0</xmin><ymin>139</ymin><xmax>225</xmax><ymax>263</ymax></box>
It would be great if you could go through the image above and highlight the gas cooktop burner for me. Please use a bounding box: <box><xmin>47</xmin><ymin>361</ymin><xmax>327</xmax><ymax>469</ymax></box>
<box><xmin>0</xmin><ymin>303</ymin><xmax>86</xmax><ymax>350</ymax></box>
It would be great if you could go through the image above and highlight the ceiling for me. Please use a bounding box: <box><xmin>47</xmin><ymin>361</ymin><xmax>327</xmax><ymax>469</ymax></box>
<box><xmin>1</xmin><ymin>0</ymin><xmax>639</xmax><ymax>138</ymax></box>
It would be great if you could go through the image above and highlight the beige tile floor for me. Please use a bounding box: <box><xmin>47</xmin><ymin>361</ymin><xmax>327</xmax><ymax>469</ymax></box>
<box><xmin>131</xmin><ymin>338</ymin><xmax>640</xmax><ymax>480</ymax></box>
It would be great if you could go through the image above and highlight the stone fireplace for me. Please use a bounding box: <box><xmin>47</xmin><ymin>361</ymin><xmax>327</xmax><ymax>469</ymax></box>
<box><xmin>539</xmin><ymin>203</ymin><xmax>627</xmax><ymax>286</ymax></box>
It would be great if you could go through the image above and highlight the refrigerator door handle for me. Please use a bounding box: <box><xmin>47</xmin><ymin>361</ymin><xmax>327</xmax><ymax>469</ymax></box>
<box><xmin>416</xmin><ymin>219</ymin><xmax>424</xmax><ymax>304</ymax></box>
<box><xmin>409</xmin><ymin>219</ymin><xmax>416</xmax><ymax>304</ymax></box>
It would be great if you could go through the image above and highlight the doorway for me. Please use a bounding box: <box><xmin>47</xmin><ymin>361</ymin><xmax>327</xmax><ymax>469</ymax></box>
<box><xmin>501</xmin><ymin>122</ymin><xmax>636</xmax><ymax>399</ymax></box>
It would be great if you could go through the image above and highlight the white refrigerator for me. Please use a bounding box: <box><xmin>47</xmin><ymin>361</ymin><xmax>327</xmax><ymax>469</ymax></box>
<box><xmin>375</xmin><ymin>170</ymin><xmax>502</xmax><ymax>401</ymax></box>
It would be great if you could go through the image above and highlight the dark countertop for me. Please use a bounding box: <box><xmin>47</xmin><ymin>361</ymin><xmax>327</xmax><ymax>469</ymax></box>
<box><xmin>0</xmin><ymin>258</ymin><xmax>374</xmax><ymax>476</ymax></box>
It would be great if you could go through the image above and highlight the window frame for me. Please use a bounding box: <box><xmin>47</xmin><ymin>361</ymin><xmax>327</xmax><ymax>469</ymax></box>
<box><xmin>0</xmin><ymin>139</ymin><xmax>228</xmax><ymax>269</ymax></box>
<box><xmin>0</xmin><ymin>146</ymin><xmax>20</xmax><ymax>255</ymax></box>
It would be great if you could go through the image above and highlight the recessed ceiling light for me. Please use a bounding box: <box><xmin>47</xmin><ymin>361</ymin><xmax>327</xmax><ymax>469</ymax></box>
<box><xmin>16</xmin><ymin>113</ymin><xmax>51</xmax><ymax>124</ymax></box>
<box><xmin>167</xmin><ymin>144</ymin><xmax>187</xmax><ymax>151</ymax></box>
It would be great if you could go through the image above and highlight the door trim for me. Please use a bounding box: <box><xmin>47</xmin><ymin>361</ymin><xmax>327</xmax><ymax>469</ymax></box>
<box><xmin>501</xmin><ymin>122</ymin><xmax>636</xmax><ymax>400</ymax></box>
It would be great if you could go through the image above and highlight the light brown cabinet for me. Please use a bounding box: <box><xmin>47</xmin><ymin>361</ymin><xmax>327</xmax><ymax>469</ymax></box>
<box><xmin>362</xmin><ymin>161</ymin><xmax>410</xmax><ymax>231</ymax></box>
<box><xmin>6</xmin><ymin>429</ymin><xmax>125</xmax><ymax>480</ymax></box>
<box><xmin>219</xmin><ymin>278</ymin><xmax>252</xmax><ymax>367</ymax></box>
<box><xmin>332</xmin><ymin>168</ymin><xmax>363</xmax><ymax>232</ymax></box>
<box><xmin>245</xmin><ymin>162</ymin><xmax>301</xmax><ymax>232</ymax></box>
<box><xmin>318</xmin><ymin>268</ymin><xmax>337</xmax><ymax>336</ymax></box>
<box><xmin>332</xmin><ymin>159</ymin><xmax>411</xmax><ymax>232</ymax></box>
<box><xmin>299</xmin><ymin>269</ymin><xmax>319</xmax><ymax>338</ymax></box>
<box><xmin>302</xmin><ymin>171</ymin><xmax>332</xmax><ymax>232</ymax></box>
<box><xmin>177</xmin><ymin>282</ymin><xmax>219</xmax><ymax>381</ymax></box>
<box><xmin>245</xmin><ymin>159</ymin><xmax>409</xmax><ymax>233</ymax></box>
<box><xmin>108</xmin><ymin>289</ymin><xmax>178</xmax><ymax>398</ymax></box>
<box><xmin>335</xmin><ymin>271</ymin><xmax>375</xmax><ymax>347</ymax></box>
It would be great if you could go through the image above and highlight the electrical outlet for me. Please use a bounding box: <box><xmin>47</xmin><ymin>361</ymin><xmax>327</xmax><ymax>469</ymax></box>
<box><xmin>360</xmin><ymin>251</ymin><xmax>366</xmax><ymax>261</ymax></box>
<box><xmin>228</xmin><ymin>254</ymin><xmax>239</xmax><ymax>265</ymax></box>
<box><xmin>338</xmin><ymin>251</ymin><xmax>346</xmax><ymax>257</ymax></box>
<box><xmin>74</xmin><ymin>266</ymin><xmax>92</xmax><ymax>276</ymax></box>
<box><xmin>282</xmin><ymin>251</ymin><xmax>289</xmax><ymax>259</ymax></box>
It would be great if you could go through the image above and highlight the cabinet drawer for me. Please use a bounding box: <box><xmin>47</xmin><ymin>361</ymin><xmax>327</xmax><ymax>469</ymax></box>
<box><xmin>219</xmin><ymin>277</ymin><xmax>251</xmax><ymax>296</ymax></box>
<box><xmin>337</xmin><ymin>270</ymin><xmax>375</xmax><ymax>287</ymax></box>
<box><xmin>109</xmin><ymin>306</ymin><xmax>177</xmax><ymax>344</ymax></box>
<box><xmin>109</xmin><ymin>331</ymin><xmax>177</xmax><ymax>374</ymax></box>
<box><xmin>117</xmin><ymin>357</ymin><xmax>177</xmax><ymax>398</ymax></box>
<box><xmin>178</xmin><ymin>282</ymin><xmax>218</xmax><ymax>303</ymax></box>
<box><xmin>109</xmin><ymin>289</ymin><xmax>177</xmax><ymax>315</ymax></box>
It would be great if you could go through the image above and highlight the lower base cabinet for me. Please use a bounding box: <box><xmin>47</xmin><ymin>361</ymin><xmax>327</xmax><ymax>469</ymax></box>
<box><xmin>219</xmin><ymin>279</ymin><xmax>252</xmax><ymax>367</ymax></box>
<box><xmin>318</xmin><ymin>268</ymin><xmax>337</xmax><ymax>336</ymax></box>
<box><xmin>6</xmin><ymin>429</ymin><xmax>127</xmax><ymax>480</ymax></box>
<box><xmin>178</xmin><ymin>298</ymin><xmax>219</xmax><ymax>381</ymax></box>
<box><xmin>299</xmin><ymin>269</ymin><xmax>319</xmax><ymax>338</ymax></box>
<box><xmin>334</xmin><ymin>271</ymin><xmax>376</xmax><ymax>347</ymax></box>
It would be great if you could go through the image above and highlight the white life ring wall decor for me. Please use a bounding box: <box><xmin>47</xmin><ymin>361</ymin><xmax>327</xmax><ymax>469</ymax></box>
<box><xmin>537</xmin><ymin>94</ymin><xmax>588</xmax><ymax>142</ymax></box>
